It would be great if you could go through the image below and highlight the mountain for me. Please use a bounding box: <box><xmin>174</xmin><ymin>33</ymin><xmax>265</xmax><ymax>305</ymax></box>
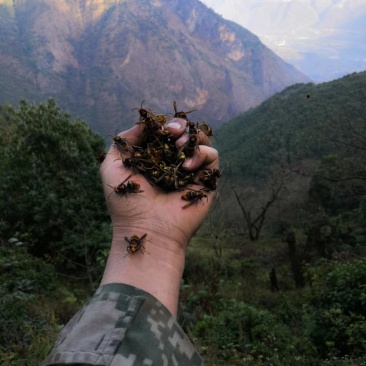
<box><xmin>0</xmin><ymin>0</ymin><xmax>309</xmax><ymax>136</ymax></box>
<box><xmin>200</xmin><ymin>0</ymin><xmax>366</xmax><ymax>82</ymax></box>
<box><xmin>217</xmin><ymin>71</ymin><xmax>366</xmax><ymax>182</ymax></box>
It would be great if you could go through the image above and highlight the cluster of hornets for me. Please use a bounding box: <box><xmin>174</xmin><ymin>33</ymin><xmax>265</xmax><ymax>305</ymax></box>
<box><xmin>98</xmin><ymin>101</ymin><xmax>222</xmax><ymax>256</ymax></box>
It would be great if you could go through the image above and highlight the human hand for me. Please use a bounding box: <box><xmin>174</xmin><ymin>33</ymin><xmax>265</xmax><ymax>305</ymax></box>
<box><xmin>99</xmin><ymin>118</ymin><xmax>219</xmax><ymax>253</ymax></box>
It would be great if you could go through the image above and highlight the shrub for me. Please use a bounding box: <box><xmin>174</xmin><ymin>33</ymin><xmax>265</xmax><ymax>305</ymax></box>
<box><xmin>309</xmin><ymin>259</ymin><xmax>366</xmax><ymax>357</ymax></box>
<box><xmin>0</xmin><ymin>241</ymin><xmax>58</xmax><ymax>365</ymax></box>
<box><xmin>190</xmin><ymin>298</ymin><xmax>316</xmax><ymax>364</ymax></box>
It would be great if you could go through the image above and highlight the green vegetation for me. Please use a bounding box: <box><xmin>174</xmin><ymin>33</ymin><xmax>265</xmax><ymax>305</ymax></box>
<box><xmin>216</xmin><ymin>71</ymin><xmax>366</xmax><ymax>182</ymax></box>
<box><xmin>0</xmin><ymin>99</ymin><xmax>111</xmax><ymax>276</ymax></box>
<box><xmin>1</xmin><ymin>70</ymin><xmax>366</xmax><ymax>365</ymax></box>
<box><xmin>179</xmin><ymin>240</ymin><xmax>366</xmax><ymax>366</ymax></box>
<box><xmin>0</xmin><ymin>240</ymin><xmax>91</xmax><ymax>366</ymax></box>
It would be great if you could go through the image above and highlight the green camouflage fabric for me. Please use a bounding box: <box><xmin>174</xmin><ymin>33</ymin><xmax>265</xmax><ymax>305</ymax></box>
<box><xmin>42</xmin><ymin>283</ymin><xmax>203</xmax><ymax>366</ymax></box>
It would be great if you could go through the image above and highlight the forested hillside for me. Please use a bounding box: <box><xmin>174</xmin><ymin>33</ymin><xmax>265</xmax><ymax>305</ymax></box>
<box><xmin>217</xmin><ymin>71</ymin><xmax>366</xmax><ymax>182</ymax></box>
<box><xmin>212</xmin><ymin>70</ymin><xmax>366</xmax><ymax>255</ymax></box>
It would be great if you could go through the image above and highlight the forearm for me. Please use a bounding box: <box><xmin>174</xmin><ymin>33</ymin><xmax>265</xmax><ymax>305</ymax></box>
<box><xmin>100</xmin><ymin>231</ymin><xmax>186</xmax><ymax>317</ymax></box>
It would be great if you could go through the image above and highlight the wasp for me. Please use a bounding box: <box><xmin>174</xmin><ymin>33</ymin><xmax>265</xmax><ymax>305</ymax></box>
<box><xmin>173</xmin><ymin>100</ymin><xmax>197</xmax><ymax>120</ymax></box>
<box><xmin>154</xmin><ymin>114</ymin><xmax>168</xmax><ymax>126</ymax></box>
<box><xmin>180</xmin><ymin>121</ymin><xmax>199</xmax><ymax>157</ymax></box>
<box><xmin>133</xmin><ymin>101</ymin><xmax>165</xmax><ymax>135</ymax></box>
<box><xmin>131</xmin><ymin>150</ymin><xmax>145</xmax><ymax>159</ymax></box>
<box><xmin>161</xmin><ymin>141</ymin><xmax>179</xmax><ymax>161</ymax></box>
<box><xmin>132</xmin><ymin>100</ymin><xmax>154</xmax><ymax>122</ymax></box>
<box><xmin>174</xmin><ymin>170</ymin><xmax>196</xmax><ymax>189</ymax></box>
<box><xmin>199</xmin><ymin>168</ymin><xmax>222</xmax><ymax>191</ymax></box>
<box><xmin>175</xmin><ymin>151</ymin><xmax>186</xmax><ymax>165</ymax></box>
<box><xmin>177</xmin><ymin>176</ymin><xmax>190</xmax><ymax>188</ymax></box>
<box><xmin>112</xmin><ymin>135</ymin><xmax>136</xmax><ymax>154</ymax></box>
<box><xmin>145</xmin><ymin>165</ymin><xmax>162</xmax><ymax>185</ymax></box>
<box><xmin>145</xmin><ymin>144</ymin><xmax>162</xmax><ymax>163</ymax></box>
<box><xmin>183</xmin><ymin>171</ymin><xmax>197</xmax><ymax>184</ymax></box>
<box><xmin>107</xmin><ymin>174</ymin><xmax>144</xmax><ymax>199</ymax></box>
<box><xmin>198</xmin><ymin>121</ymin><xmax>213</xmax><ymax>139</ymax></box>
<box><xmin>156</xmin><ymin>163</ymin><xmax>182</xmax><ymax>190</ymax></box>
<box><xmin>181</xmin><ymin>188</ymin><xmax>208</xmax><ymax>208</ymax></box>
<box><xmin>184</xmin><ymin>133</ymin><xmax>198</xmax><ymax>157</ymax></box>
<box><xmin>97</xmin><ymin>151</ymin><xmax>107</xmax><ymax>164</ymax></box>
<box><xmin>124</xmin><ymin>233</ymin><xmax>148</xmax><ymax>256</ymax></box>
<box><xmin>123</xmin><ymin>157</ymin><xmax>149</xmax><ymax>173</ymax></box>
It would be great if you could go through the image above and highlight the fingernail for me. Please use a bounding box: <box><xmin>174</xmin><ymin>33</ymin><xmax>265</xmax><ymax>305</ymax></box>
<box><xmin>167</xmin><ymin>122</ymin><xmax>182</xmax><ymax>130</ymax></box>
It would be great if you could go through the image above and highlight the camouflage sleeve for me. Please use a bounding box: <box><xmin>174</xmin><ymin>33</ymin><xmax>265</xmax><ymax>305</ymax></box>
<box><xmin>42</xmin><ymin>283</ymin><xmax>203</xmax><ymax>366</ymax></box>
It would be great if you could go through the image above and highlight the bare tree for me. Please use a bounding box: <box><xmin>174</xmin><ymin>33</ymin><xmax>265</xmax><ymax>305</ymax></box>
<box><xmin>203</xmin><ymin>170</ymin><xmax>231</xmax><ymax>257</ymax></box>
<box><xmin>231</xmin><ymin>167</ymin><xmax>289</xmax><ymax>241</ymax></box>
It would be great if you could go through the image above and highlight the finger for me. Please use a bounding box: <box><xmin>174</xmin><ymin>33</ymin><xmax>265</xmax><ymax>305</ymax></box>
<box><xmin>106</xmin><ymin>123</ymin><xmax>145</xmax><ymax>156</ymax></box>
<box><xmin>197</xmin><ymin>129</ymin><xmax>212</xmax><ymax>147</ymax></box>
<box><xmin>182</xmin><ymin>145</ymin><xmax>219</xmax><ymax>171</ymax></box>
<box><xmin>117</xmin><ymin>123</ymin><xmax>145</xmax><ymax>147</ymax></box>
<box><xmin>176</xmin><ymin>129</ymin><xmax>211</xmax><ymax>149</ymax></box>
<box><xmin>164</xmin><ymin>118</ymin><xmax>187</xmax><ymax>139</ymax></box>
<box><xmin>100</xmin><ymin>123</ymin><xmax>145</xmax><ymax>173</ymax></box>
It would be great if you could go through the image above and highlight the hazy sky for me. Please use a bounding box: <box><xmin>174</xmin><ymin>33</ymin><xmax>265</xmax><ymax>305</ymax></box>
<box><xmin>198</xmin><ymin>0</ymin><xmax>366</xmax><ymax>81</ymax></box>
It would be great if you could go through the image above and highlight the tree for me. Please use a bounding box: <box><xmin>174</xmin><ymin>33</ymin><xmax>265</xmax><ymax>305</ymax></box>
<box><xmin>310</xmin><ymin>259</ymin><xmax>366</xmax><ymax>358</ymax></box>
<box><xmin>293</xmin><ymin>108</ymin><xmax>366</xmax><ymax>215</ymax></box>
<box><xmin>231</xmin><ymin>167</ymin><xmax>289</xmax><ymax>241</ymax></box>
<box><xmin>281</xmin><ymin>230</ymin><xmax>305</xmax><ymax>288</ymax></box>
<box><xmin>0</xmin><ymin>99</ymin><xmax>110</xmax><ymax>276</ymax></box>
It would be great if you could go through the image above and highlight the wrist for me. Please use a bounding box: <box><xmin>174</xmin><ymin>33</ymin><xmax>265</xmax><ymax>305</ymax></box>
<box><xmin>110</xmin><ymin>215</ymin><xmax>191</xmax><ymax>252</ymax></box>
<box><xmin>100</xmin><ymin>228</ymin><xmax>187</xmax><ymax>316</ymax></box>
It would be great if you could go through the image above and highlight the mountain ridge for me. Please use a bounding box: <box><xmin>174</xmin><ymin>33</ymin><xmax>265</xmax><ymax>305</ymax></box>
<box><xmin>0</xmin><ymin>0</ymin><xmax>310</xmax><ymax>135</ymax></box>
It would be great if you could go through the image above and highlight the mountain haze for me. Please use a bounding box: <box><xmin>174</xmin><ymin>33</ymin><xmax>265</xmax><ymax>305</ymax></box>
<box><xmin>201</xmin><ymin>0</ymin><xmax>366</xmax><ymax>82</ymax></box>
<box><xmin>0</xmin><ymin>0</ymin><xmax>309</xmax><ymax>135</ymax></box>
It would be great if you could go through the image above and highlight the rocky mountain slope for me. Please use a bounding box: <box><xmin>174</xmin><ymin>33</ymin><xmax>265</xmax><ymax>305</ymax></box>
<box><xmin>0</xmin><ymin>0</ymin><xmax>309</xmax><ymax>135</ymax></box>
